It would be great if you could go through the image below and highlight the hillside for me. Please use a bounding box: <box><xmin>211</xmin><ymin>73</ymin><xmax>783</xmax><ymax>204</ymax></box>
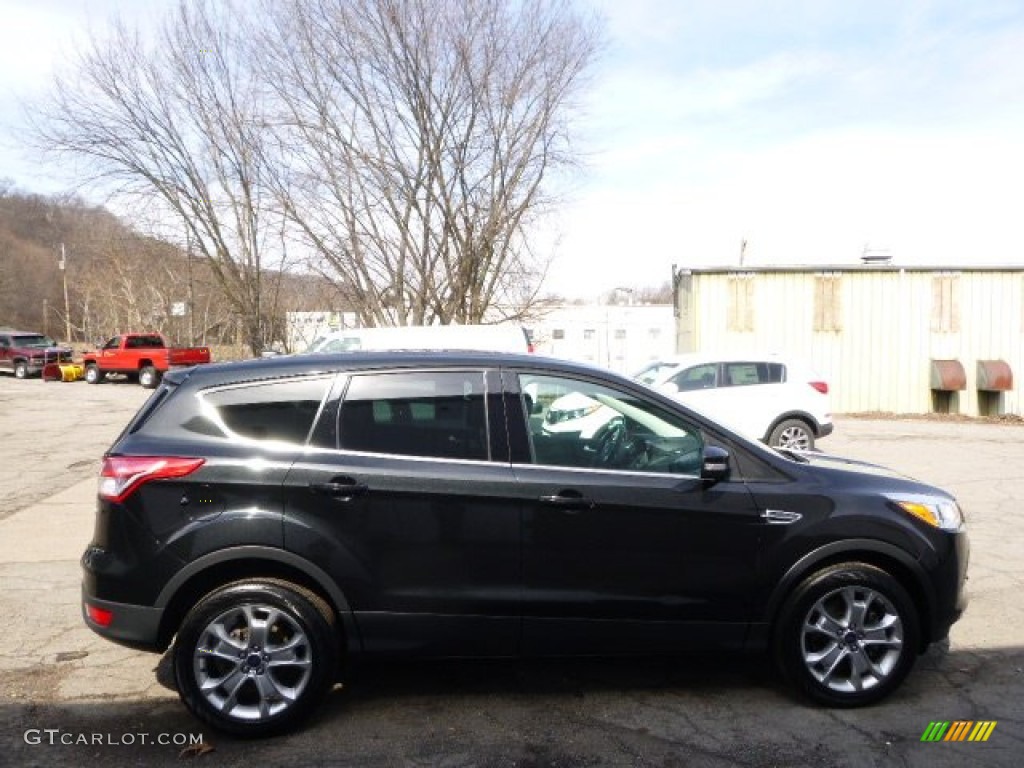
<box><xmin>0</xmin><ymin>183</ymin><xmax>341</xmax><ymax>349</ymax></box>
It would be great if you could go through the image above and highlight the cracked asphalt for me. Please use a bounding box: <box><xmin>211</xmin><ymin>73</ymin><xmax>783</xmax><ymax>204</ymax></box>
<box><xmin>1</xmin><ymin>376</ymin><xmax>1022</xmax><ymax>766</ymax></box>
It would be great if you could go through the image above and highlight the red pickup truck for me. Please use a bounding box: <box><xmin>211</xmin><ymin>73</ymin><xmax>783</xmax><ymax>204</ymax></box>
<box><xmin>82</xmin><ymin>333</ymin><xmax>211</xmax><ymax>388</ymax></box>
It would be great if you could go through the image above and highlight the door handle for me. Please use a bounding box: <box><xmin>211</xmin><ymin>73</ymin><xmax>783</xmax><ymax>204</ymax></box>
<box><xmin>309</xmin><ymin>481</ymin><xmax>368</xmax><ymax>500</ymax></box>
<box><xmin>539</xmin><ymin>493</ymin><xmax>594</xmax><ymax>511</ymax></box>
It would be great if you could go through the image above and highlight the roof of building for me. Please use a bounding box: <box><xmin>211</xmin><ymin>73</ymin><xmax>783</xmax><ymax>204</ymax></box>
<box><xmin>675</xmin><ymin>264</ymin><xmax>1024</xmax><ymax>275</ymax></box>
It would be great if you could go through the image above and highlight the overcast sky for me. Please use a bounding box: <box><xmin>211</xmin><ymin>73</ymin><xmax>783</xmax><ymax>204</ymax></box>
<box><xmin>2</xmin><ymin>0</ymin><xmax>1024</xmax><ymax>297</ymax></box>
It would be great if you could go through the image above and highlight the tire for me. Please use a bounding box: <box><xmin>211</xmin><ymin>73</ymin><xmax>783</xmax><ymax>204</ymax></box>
<box><xmin>84</xmin><ymin>364</ymin><xmax>102</xmax><ymax>384</ymax></box>
<box><xmin>774</xmin><ymin>562</ymin><xmax>919</xmax><ymax>707</ymax></box>
<box><xmin>173</xmin><ymin>580</ymin><xmax>338</xmax><ymax>737</ymax></box>
<box><xmin>139</xmin><ymin>365</ymin><xmax>160</xmax><ymax>389</ymax></box>
<box><xmin>768</xmin><ymin>418</ymin><xmax>815</xmax><ymax>451</ymax></box>
<box><xmin>14</xmin><ymin>361</ymin><xmax>29</xmax><ymax>379</ymax></box>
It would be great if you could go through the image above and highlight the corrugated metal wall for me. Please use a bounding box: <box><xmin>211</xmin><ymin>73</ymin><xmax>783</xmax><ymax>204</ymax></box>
<box><xmin>678</xmin><ymin>269</ymin><xmax>1023</xmax><ymax>415</ymax></box>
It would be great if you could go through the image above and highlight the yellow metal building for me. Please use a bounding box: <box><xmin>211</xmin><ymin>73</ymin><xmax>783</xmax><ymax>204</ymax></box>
<box><xmin>673</xmin><ymin>265</ymin><xmax>1023</xmax><ymax>416</ymax></box>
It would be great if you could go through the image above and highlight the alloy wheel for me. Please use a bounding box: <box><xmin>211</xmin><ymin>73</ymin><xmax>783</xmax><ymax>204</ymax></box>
<box><xmin>192</xmin><ymin>603</ymin><xmax>314</xmax><ymax>722</ymax></box>
<box><xmin>799</xmin><ymin>585</ymin><xmax>904</xmax><ymax>693</ymax></box>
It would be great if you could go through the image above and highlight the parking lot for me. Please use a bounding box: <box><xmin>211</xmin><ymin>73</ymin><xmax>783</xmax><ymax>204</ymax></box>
<box><xmin>1</xmin><ymin>376</ymin><xmax>1022</xmax><ymax>767</ymax></box>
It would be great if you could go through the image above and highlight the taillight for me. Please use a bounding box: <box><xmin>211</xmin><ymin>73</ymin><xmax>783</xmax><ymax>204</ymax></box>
<box><xmin>86</xmin><ymin>603</ymin><xmax>113</xmax><ymax>627</ymax></box>
<box><xmin>98</xmin><ymin>456</ymin><xmax>205</xmax><ymax>503</ymax></box>
<box><xmin>809</xmin><ymin>381</ymin><xmax>829</xmax><ymax>395</ymax></box>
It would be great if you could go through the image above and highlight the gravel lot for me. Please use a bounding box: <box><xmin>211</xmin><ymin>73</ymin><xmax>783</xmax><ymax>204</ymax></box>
<box><xmin>1</xmin><ymin>374</ymin><xmax>1021</xmax><ymax>767</ymax></box>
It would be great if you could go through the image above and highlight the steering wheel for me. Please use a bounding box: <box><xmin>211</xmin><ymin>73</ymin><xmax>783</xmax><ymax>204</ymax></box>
<box><xmin>593</xmin><ymin>418</ymin><xmax>627</xmax><ymax>468</ymax></box>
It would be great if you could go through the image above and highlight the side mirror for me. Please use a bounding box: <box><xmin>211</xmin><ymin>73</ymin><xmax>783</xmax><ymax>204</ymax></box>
<box><xmin>700</xmin><ymin>446</ymin><xmax>730</xmax><ymax>484</ymax></box>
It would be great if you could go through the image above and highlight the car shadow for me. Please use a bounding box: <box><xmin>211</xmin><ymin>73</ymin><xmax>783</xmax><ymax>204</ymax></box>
<box><xmin>6</xmin><ymin>645</ymin><xmax>1021</xmax><ymax>766</ymax></box>
<box><xmin>148</xmin><ymin>639</ymin><xmax>1017</xmax><ymax>720</ymax></box>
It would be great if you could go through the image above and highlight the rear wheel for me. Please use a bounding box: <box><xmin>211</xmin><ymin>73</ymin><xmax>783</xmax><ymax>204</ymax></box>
<box><xmin>774</xmin><ymin>563</ymin><xmax>919</xmax><ymax>707</ymax></box>
<box><xmin>139</xmin><ymin>365</ymin><xmax>160</xmax><ymax>389</ymax></box>
<box><xmin>173</xmin><ymin>580</ymin><xmax>338</xmax><ymax>737</ymax></box>
<box><xmin>768</xmin><ymin>418</ymin><xmax>815</xmax><ymax>451</ymax></box>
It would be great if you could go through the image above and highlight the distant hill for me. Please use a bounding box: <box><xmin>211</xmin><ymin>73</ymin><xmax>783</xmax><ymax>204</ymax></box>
<box><xmin>0</xmin><ymin>182</ymin><xmax>344</xmax><ymax>349</ymax></box>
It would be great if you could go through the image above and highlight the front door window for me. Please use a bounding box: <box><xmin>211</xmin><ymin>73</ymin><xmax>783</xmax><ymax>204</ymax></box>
<box><xmin>519</xmin><ymin>373</ymin><xmax>703</xmax><ymax>475</ymax></box>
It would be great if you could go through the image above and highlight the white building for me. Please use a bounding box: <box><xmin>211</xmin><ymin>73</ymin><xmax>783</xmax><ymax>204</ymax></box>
<box><xmin>531</xmin><ymin>304</ymin><xmax>676</xmax><ymax>375</ymax></box>
<box><xmin>674</xmin><ymin>265</ymin><xmax>1023</xmax><ymax>415</ymax></box>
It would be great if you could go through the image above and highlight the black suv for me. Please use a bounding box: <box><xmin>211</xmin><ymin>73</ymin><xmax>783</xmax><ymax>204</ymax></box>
<box><xmin>82</xmin><ymin>352</ymin><xmax>968</xmax><ymax>736</ymax></box>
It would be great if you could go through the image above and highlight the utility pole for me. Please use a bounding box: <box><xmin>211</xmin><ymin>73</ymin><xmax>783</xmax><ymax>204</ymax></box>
<box><xmin>186</xmin><ymin>231</ymin><xmax>196</xmax><ymax>345</ymax></box>
<box><xmin>59</xmin><ymin>243</ymin><xmax>71</xmax><ymax>343</ymax></box>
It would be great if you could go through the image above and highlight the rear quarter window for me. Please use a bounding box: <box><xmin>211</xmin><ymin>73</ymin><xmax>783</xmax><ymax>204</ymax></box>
<box><xmin>140</xmin><ymin>376</ymin><xmax>332</xmax><ymax>445</ymax></box>
<box><xmin>200</xmin><ymin>378</ymin><xmax>331</xmax><ymax>444</ymax></box>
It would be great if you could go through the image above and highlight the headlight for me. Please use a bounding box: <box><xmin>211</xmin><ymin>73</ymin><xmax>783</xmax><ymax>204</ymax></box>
<box><xmin>891</xmin><ymin>496</ymin><xmax>965</xmax><ymax>532</ymax></box>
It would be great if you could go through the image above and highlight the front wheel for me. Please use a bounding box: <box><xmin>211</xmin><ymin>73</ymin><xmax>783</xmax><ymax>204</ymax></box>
<box><xmin>173</xmin><ymin>580</ymin><xmax>338</xmax><ymax>737</ymax></box>
<box><xmin>768</xmin><ymin>418</ymin><xmax>815</xmax><ymax>451</ymax></box>
<box><xmin>139</xmin><ymin>365</ymin><xmax>160</xmax><ymax>389</ymax></box>
<box><xmin>13</xmin><ymin>361</ymin><xmax>29</xmax><ymax>379</ymax></box>
<box><xmin>84</xmin><ymin>364</ymin><xmax>102</xmax><ymax>384</ymax></box>
<box><xmin>774</xmin><ymin>563</ymin><xmax>919</xmax><ymax>707</ymax></box>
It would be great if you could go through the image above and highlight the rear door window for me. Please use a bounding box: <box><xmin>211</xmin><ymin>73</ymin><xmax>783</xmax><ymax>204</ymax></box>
<box><xmin>339</xmin><ymin>371</ymin><xmax>488</xmax><ymax>461</ymax></box>
<box><xmin>722</xmin><ymin>361</ymin><xmax>786</xmax><ymax>386</ymax></box>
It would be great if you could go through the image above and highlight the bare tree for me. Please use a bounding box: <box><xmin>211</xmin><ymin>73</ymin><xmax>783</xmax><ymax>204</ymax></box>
<box><xmin>27</xmin><ymin>1</ymin><xmax>281</xmax><ymax>354</ymax></box>
<box><xmin>261</xmin><ymin>0</ymin><xmax>600</xmax><ymax>326</ymax></box>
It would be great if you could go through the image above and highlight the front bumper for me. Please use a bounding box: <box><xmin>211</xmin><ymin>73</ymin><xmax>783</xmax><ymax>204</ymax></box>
<box><xmin>24</xmin><ymin>351</ymin><xmax>74</xmax><ymax>374</ymax></box>
<box><xmin>929</xmin><ymin>528</ymin><xmax>969</xmax><ymax>644</ymax></box>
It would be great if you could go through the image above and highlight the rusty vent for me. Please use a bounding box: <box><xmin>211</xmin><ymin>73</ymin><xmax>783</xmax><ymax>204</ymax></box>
<box><xmin>930</xmin><ymin>359</ymin><xmax>966</xmax><ymax>391</ymax></box>
<box><xmin>977</xmin><ymin>360</ymin><xmax>1013</xmax><ymax>392</ymax></box>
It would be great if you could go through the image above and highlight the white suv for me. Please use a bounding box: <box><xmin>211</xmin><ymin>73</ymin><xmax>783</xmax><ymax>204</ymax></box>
<box><xmin>634</xmin><ymin>354</ymin><xmax>833</xmax><ymax>450</ymax></box>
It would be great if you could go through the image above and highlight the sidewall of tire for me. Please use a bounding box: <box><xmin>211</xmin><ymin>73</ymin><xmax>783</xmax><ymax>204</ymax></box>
<box><xmin>774</xmin><ymin>562</ymin><xmax>919</xmax><ymax>707</ymax></box>
<box><xmin>768</xmin><ymin>418</ymin><xmax>815</xmax><ymax>450</ymax></box>
<box><xmin>85</xmin><ymin>364</ymin><xmax>101</xmax><ymax>384</ymax></box>
<box><xmin>139</xmin><ymin>366</ymin><xmax>159</xmax><ymax>389</ymax></box>
<box><xmin>172</xmin><ymin>581</ymin><xmax>338</xmax><ymax>737</ymax></box>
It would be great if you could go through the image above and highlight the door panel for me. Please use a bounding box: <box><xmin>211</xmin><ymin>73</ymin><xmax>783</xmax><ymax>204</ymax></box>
<box><xmin>510</xmin><ymin>370</ymin><xmax>764</xmax><ymax>655</ymax></box>
<box><xmin>284</xmin><ymin>453</ymin><xmax>521</xmax><ymax>656</ymax></box>
<box><xmin>282</xmin><ymin>368</ymin><xmax>521</xmax><ymax>657</ymax></box>
<box><xmin>517</xmin><ymin>465</ymin><xmax>762</xmax><ymax>654</ymax></box>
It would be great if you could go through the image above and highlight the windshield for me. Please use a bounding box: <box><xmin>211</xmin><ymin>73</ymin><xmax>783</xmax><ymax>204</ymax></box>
<box><xmin>308</xmin><ymin>336</ymin><xmax>363</xmax><ymax>354</ymax></box>
<box><xmin>13</xmin><ymin>335</ymin><xmax>57</xmax><ymax>348</ymax></box>
<box><xmin>633</xmin><ymin>361</ymin><xmax>680</xmax><ymax>386</ymax></box>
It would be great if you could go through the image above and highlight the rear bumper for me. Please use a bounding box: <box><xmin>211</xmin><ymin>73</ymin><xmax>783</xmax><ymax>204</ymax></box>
<box><xmin>81</xmin><ymin>588</ymin><xmax>164</xmax><ymax>652</ymax></box>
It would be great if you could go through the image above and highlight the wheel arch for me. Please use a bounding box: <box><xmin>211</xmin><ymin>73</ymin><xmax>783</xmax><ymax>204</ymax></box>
<box><xmin>154</xmin><ymin>546</ymin><xmax>359</xmax><ymax>654</ymax></box>
<box><xmin>763</xmin><ymin>540</ymin><xmax>935</xmax><ymax>652</ymax></box>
